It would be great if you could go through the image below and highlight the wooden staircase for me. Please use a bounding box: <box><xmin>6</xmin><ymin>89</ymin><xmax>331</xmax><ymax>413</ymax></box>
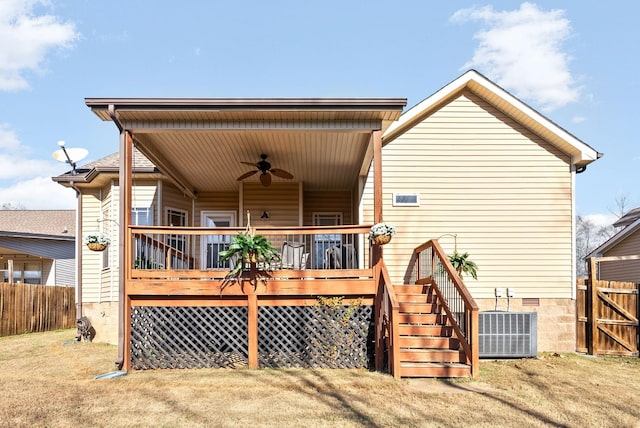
<box><xmin>396</xmin><ymin>284</ymin><xmax>472</xmax><ymax>377</ymax></box>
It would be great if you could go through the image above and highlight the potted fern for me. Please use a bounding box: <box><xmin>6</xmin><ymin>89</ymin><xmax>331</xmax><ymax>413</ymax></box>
<box><xmin>218</xmin><ymin>212</ymin><xmax>280</xmax><ymax>278</ymax></box>
<box><xmin>448</xmin><ymin>251</ymin><xmax>478</xmax><ymax>280</ymax></box>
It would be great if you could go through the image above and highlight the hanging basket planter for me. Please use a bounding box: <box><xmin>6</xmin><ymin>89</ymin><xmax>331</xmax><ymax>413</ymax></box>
<box><xmin>87</xmin><ymin>242</ymin><xmax>107</xmax><ymax>252</ymax></box>
<box><xmin>371</xmin><ymin>234</ymin><xmax>392</xmax><ymax>245</ymax></box>
<box><xmin>84</xmin><ymin>232</ymin><xmax>111</xmax><ymax>252</ymax></box>
<box><xmin>369</xmin><ymin>223</ymin><xmax>396</xmax><ymax>246</ymax></box>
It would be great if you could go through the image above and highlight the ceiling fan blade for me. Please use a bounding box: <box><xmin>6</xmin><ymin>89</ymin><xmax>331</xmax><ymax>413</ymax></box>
<box><xmin>241</xmin><ymin>161</ymin><xmax>258</xmax><ymax>167</ymax></box>
<box><xmin>237</xmin><ymin>170</ymin><xmax>258</xmax><ymax>181</ymax></box>
<box><xmin>260</xmin><ymin>172</ymin><xmax>272</xmax><ymax>186</ymax></box>
<box><xmin>270</xmin><ymin>169</ymin><xmax>293</xmax><ymax>180</ymax></box>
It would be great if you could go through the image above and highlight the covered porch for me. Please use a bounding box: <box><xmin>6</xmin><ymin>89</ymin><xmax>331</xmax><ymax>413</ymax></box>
<box><xmin>84</xmin><ymin>98</ymin><xmax>478</xmax><ymax>377</ymax></box>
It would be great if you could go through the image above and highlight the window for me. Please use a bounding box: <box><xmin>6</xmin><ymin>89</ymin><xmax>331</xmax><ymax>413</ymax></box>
<box><xmin>101</xmin><ymin>209</ymin><xmax>112</xmax><ymax>269</ymax></box>
<box><xmin>392</xmin><ymin>193</ymin><xmax>420</xmax><ymax>207</ymax></box>
<box><xmin>166</xmin><ymin>208</ymin><xmax>188</xmax><ymax>253</ymax></box>
<box><xmin>131</xmin><ymin>207</ymin><xmax>154</xmax><ymax>226</ymax></box>
<box><xmin>2</xmin><ymin>260</ymin><xmax>42</xmax><ymax>284</ymax></box>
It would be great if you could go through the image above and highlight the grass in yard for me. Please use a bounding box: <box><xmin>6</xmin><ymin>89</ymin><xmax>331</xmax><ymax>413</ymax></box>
<box><xmin>1</xmin><ymin>329</ymin><xmax>639</xmax><ymax>427</ymax></box>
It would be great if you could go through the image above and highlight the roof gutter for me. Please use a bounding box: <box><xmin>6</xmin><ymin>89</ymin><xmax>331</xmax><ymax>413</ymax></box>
<box><xmin>108</xmin><ymin>104</ymin><xmax>124</xmax><ymax>133</ymax></box>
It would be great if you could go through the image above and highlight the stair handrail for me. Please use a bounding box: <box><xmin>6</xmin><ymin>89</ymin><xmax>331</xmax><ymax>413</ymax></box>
<box><xmin>374</xmin><ymin>259</ymin><xmax>401</xmax><ymax>379</ymax></box>
<box><xmin>414</xmin><ymin>239</ymin><xmax>479</xmax><ymax>378</ymax></box>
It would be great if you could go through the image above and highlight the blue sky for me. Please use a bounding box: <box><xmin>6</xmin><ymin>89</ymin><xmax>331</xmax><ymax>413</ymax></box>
<box><xmin>0</xmin><ymin>1</ymin><xmax>638</xmax><ymax>226</ymax></box>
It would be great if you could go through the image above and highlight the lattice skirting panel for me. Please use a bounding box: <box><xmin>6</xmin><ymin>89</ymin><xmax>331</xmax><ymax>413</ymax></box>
<box><xmin>131</xmin><ymin>306</ymin><xmax>249</xmax><ymax>370</ymax></box>
<box><xmin>130</xmin><ymin>304</ymin><xmax>374</xmax><ymax>370</ymax></box>
<box><xmin>259</xmin><ymin>305</ymin><xmax>374</xmax><ymax>369</ymax></box>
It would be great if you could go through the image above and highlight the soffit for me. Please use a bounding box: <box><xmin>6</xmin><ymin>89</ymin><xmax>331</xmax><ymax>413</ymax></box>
<box><xmin>84</xmin><ymin>98</ymin><xmax>407</xmax><ymax>194</ymax></box>
<box><xmin>132</xmin><ymin>129</ymin><xmax>371</xmax><ymax>192</ymax></box>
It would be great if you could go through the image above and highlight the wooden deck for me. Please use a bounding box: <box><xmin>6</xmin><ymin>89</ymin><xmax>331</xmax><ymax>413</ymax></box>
<box><xmin>120</xmin><ymin>226</ymin><xmax>479</xmax><ymax>378</ymax></box>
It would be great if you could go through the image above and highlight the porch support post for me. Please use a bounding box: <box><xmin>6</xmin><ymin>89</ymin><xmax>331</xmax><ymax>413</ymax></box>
<box><xmin>117</xmin><ymin>130</ymin><xmax>134</xmax><ymax>371</ymax></box>
<box><xmin>372</xmin><ymin>129</ymin><xmax>385</xmax><ymax>371</ymax></box>
<box><xmin>373</xmin><ymin>130</ymin><xmax>383</xmax><ymax>224</ymax></box>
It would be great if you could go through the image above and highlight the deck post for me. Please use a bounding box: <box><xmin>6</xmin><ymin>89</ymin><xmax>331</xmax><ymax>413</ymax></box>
<box><xmin>372</xmin><ymin>129</ymin><xmax>383</xmax><ymax>225</ymax></box>
<box><xmin>373</xmin><ymin>249</ymin><xmax>384</xmax><ymax>371</ymax></box>
<box><xmin>119</xmin><ymin>130</ymin><xmax>134</xmax><ymax>371</ymax></box>
<box><xmin>247</xmin><ymin>265</ymin><xmax>259</xmax><ymax>368</ymax></box>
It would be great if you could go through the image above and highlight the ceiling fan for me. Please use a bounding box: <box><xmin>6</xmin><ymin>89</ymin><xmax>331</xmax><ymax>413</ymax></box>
<box><xmin>237</xmin><ymin>154</ymin><xmax>294</xmax><ymax>187</ymax></box>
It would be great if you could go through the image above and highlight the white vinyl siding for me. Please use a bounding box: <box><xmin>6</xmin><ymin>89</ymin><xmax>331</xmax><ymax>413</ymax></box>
<box><xmin>365</xmin><ymin>90</ymin><xmax>574</xmax><ymax>299</ymax></box>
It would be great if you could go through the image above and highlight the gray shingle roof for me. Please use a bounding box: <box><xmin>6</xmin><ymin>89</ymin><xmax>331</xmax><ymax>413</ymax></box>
<box><xmin>80</xmin><ymin>147</ymin><xmax>155</xmax><ymax>170</ymax></box>
<box><xmin>0</xmin><ymin>210</ymin><xmax>75</xmax><ymax>239</ymax></box>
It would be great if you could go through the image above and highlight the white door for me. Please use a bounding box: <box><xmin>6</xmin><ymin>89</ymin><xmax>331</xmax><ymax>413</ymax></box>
<box><xmin>201</xmin><ymin>211</ymin><xmax>236</xmax><ymax>269</ymax></box>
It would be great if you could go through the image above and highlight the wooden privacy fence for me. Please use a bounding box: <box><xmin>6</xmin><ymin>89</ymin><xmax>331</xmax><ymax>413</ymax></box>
<box><xmin>576</xmin><ymin>269</ymin><xmax>639</xmax><ymax>356</ymax></box>
<box><xmin>0</xmin><ymin>283</ymin><xmax>76</xmax><ymax>337</ymax></box>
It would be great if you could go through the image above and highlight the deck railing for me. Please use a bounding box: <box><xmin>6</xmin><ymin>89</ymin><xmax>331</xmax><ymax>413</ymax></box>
<box><xmin>123</xmin><ymin>224</ymin><xmax>379</xmax><ymax>371</ymax></box>
<box><xmin>374</xmin><ymin>259</ymin><xmax>401</xmax><ymax>378</ymax></box>
<box><xmin>129</xmin><ymin>224</ymin><xmax>372</xmax><ymax>278</ymax></box>
<box><xmin>414</xmin><ymin>239</ymin><xmax>479</xmax><ymax>377</ymax></box>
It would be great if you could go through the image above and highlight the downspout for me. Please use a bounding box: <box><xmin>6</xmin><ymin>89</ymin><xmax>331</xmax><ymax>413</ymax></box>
<box><xmin>109</xmin><ymin>105</ymin><xmax>126</xmax><ymax>370</ymax></box>
<box><xmin>69</xmin><ymin>183</ymin><xmax>82</xmax><ymax>321</ymax></box>
<box><xmin>570</xmin><ymin>160</ymin><xmax>577</xmax><ymax>301</ymax></box>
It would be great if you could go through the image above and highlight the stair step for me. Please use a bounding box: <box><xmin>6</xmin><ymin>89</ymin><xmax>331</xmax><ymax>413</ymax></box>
<box><xmin>399</xmin><ymin>336</ymin><xmax>460</xmax><ymax>349</ymax></box>
<box><xmin>396</xmin><ymin>293</ymin><xmax>433</xmax><ymax>304</ymax></box>
<box><xmin>398</xmin><ymin>302</ymin><xmax>440</xmax><ymax>314</ymax></box>
<box><xmin>399</xmin><ymin>324</ymin><xmax>452</xmax><ymax>336</ymax></box>
<box><xmin>394</xmin><ymin>285</ymin><xmax>430</xmax><ymax>294</ymax></box>
<box><xmin>398</xmin><ymin>313</ymin><xmax>445</xmax><ymax>325</ymax></box>
<box><xmin>400</xmin><ymin>349</ymin><xmax>466</xmax><ymax>363</ymax></box>
<box><xmin>400</xmin><ymin>362</ymin><xmax>471</xmax><ymax>378</ymax></box>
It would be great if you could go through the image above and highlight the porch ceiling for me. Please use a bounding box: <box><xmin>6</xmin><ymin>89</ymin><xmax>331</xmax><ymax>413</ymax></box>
<box><xmin>86</xmin><ymin>98</ymin><xmax>407</xmax><ymax>194</ymax></box>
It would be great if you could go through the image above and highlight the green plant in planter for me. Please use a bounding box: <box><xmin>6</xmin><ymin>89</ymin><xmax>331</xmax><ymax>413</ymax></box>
<box><xmin>219</xmin><ymin>231</ymin><xmax>280</xmax><ymax>278</ymax></box>
<box><xmin>448</xmin><ymin>251</ymin><xmax>478</xmax><ymax>280</ymax></box>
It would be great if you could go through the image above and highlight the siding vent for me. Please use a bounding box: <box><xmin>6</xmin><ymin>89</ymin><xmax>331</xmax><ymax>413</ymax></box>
<box><xmin>479</xmin><ymin>311</ymin><xmax>537</xmax><ymax>358</ymax></box>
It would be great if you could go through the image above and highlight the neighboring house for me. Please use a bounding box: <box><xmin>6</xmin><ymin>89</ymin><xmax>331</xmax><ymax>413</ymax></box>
<box><xmin>588</xmin><ymin>208</ymin><xmax>640</xmax><ymax>282</ymax></box>
<box><xmin>0</xmin><ymin>210</ymin><xmax>76</xmax><ymax>287</ymax></box>
<box><xmin>53</xmin><ymin>70</ymin><xmax>601</xmax><ymax>372</ymax></box>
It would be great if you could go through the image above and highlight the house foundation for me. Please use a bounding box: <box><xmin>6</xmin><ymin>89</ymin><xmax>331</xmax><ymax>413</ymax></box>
<box><xmin>81</xmin><ymin>302</ymin><xmax>119</xmax><ymax>345</ymax></box>
<box><xmin>475</xmin><ymin>297</ymin><xmax>576</xmax><ymax>353</ymax></box>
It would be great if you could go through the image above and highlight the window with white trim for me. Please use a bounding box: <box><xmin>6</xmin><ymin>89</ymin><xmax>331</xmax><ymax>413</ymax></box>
<box><xmin>392</xmin><ymin>193</ymin><xmax>420</xmax><ymax>207</ymax></box>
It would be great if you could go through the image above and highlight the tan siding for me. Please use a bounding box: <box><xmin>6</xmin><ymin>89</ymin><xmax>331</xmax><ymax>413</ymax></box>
<box><xmin>100</xmin><ymin>183</ymin><xmax>118</xmax><ymax>303</ymax></box>
<box><xmin>303</xmin><ymin>190</ymin><xmax>353</xmax><ymax>225</ymax></box>
<box><xmin>162</xmin><ymin>182</ymin><xmax>193</xmax><ymax>225</ymax></box>
<box><xmin>366</xmin><ymin>90</ymin><xmax>574</xmax><ymax>299</ymax></box>
<box><xmin>599</xmin><ymin>228</ymin><xmax>640</xmax><ymax>281</ymax></box>
<box><xmin>194</xmin><ymin>191</ymin><xmax>239</xmax><ymax>226</ymax></box>
<box><xmin>243</xmin><ymin>182</ymin><xmax>300</xmax><ymax>227</ymax></box>
<box><xmin>81</xmin><ymin>188</ymin><xmax>104</xmax><ymax>303</ymax></box>
<box><xmin>131</xmin><ymin>182</ymin><xmax>158</xmax><ymax>210</ymax></box>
